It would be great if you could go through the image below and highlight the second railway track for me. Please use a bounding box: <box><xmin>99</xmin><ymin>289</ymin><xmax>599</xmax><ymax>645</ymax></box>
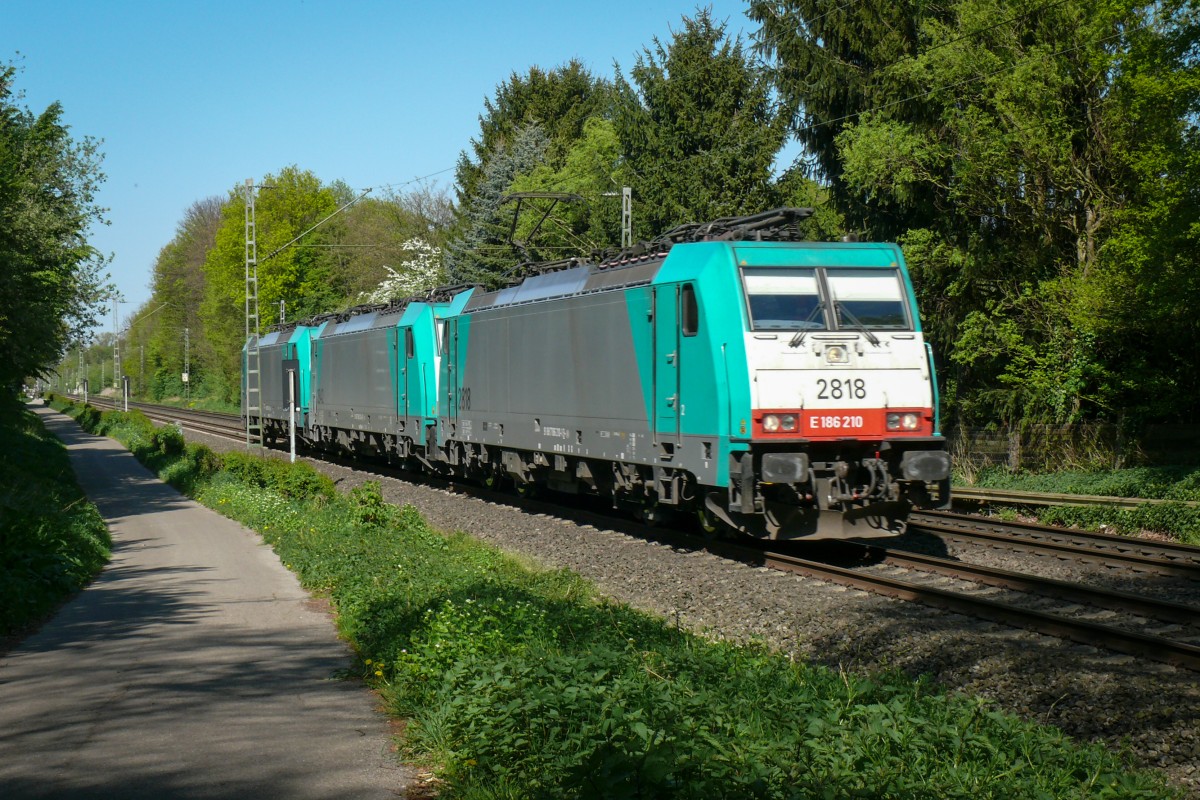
<box><xmin>737</xmin><ymin>539</ymin><xmax>1200</xmax><ymax>672</ymax></box>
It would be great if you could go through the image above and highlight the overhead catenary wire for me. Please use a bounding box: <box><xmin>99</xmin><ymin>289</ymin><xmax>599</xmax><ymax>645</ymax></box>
<box><xmin>259</xmin><ymin>186</ymin><xmax>374</xmax><ymax>264</ymax></box>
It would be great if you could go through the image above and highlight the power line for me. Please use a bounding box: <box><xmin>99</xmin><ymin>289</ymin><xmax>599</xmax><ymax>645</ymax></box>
<box><xmin>373</xmin><ymin>166</ymin><xmax>457</xmax><ymax>193</ymax></box>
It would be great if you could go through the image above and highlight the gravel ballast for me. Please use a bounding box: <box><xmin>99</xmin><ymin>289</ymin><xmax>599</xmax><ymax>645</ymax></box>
<box><xmin>189</xmin><ymin>430</ymin><xmax>1200</xmax><ymax>796</ymax></box>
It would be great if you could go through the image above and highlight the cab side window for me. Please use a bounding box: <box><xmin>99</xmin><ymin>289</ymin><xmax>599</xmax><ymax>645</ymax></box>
<box><xmin>681</xmin><ymin>284</ymin><xmax>699</xmax><ymax>336</ymax></box>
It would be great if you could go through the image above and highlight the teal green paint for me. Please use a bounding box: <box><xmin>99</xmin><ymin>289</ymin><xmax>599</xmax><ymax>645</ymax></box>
<box><xmin>652</xmin><ymin>242</ymin><xmax>758</xmax><ymax>486</ymax></box>
<box><xmin>731</xmin><ymin>242</ymin><xmax>903</xmax><ymax>268</ymax></box>
<box><xmin>438</xmin><ymin>291</ymin><xmax>475</xmax><ymax>432</ymax></box>
<box><xmin>287</xmin><ymin>322</ymin><xmax>324</xmax><ymax>424</ymax></box>
<box><xmin>926</xmin><ymin>343</ymin><xmax>943</xmax><ymax>436</ymax></box>
<box><xmin>439</xmin><ymin>312</ymin><xmax>472</xmax><ymax>443</ymax></box>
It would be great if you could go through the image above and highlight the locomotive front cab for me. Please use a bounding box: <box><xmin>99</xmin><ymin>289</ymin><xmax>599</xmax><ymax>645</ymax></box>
<box><xmin>725</xmin><ymin>243</ymin><xmax>951</xmax><ymax>539</ymax></box>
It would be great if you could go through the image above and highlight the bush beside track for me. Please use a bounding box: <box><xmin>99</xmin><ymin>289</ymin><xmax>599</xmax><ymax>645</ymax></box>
<box><xmin>43</xmin><ymin>393</ymin><xmax>1175</xmax><ymax>799</ymax></box>
<box><xmin>963</xmin><ymin>465</ymin><xmax>1200</xmax><ymax>545</ymax></box>
<box><xmin>1</xmin><ymin>398</ymin><xmax>111</xmax><ymax>641</ymax></box>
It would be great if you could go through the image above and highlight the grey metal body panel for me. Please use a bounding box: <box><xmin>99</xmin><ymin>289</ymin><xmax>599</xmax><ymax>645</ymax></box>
<box><xmin>449</xmin><ymin>283</ymin><xmax>721</xmax><ymax>485</ymax></box>
<box><xmin>258</xmin><ymin>342</ymin><xmax>289</xmax><ymax>422</ymax></box>
<box><xmin>310</xmin><ymin>312</ymin><xmax>400</xmax><ymax>435</ymax></box>
<box><xmin>243</xmin><ymin>331</ymin><xmax>290</xmax><ymax>423</ymax></box>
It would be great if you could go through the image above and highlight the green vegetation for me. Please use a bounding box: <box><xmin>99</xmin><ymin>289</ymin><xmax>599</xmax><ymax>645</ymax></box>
<box><xmin>751</xmin><ymin>0</ymin><xmax>1200</xmax><ymax>429</ymax></box>
<box><xmin>47</xmin><ymin>393</ymin><xmax>1175</xmax><ymax>798</ymax></box>
<box><xmin>0</xmin><ymin>400</ymin><xmax>110</xmax><ymax>638</ymax></box>
<box><xmin>1</xmin><ymin>63</ymin><xmax>111</xmax><ymax>394</ymax></box>
<box><xmin>970</xmin><ymin>465</ymin><xmax>1200</xmax><ymax>501</ymax></box>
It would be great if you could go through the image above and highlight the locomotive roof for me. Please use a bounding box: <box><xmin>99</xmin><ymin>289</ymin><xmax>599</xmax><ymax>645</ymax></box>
<box><xmin>464</xmin><ymin>207</ymin><xmax>817</xmax><ymax>314</ymax></box>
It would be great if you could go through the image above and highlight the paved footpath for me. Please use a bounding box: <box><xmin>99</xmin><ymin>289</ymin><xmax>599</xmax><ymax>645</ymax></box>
<box><xmin>0</xmin><ymin>405</ymin><xmax>408</xmax><ymax>799</ymax></box>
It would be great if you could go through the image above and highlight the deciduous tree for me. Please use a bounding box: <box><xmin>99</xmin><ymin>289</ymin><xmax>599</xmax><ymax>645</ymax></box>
<box><xmin>0</xmin><ymin>63</ymin><xmax>110</xmax><ymax>393</ymax></box>
<box><xmin>751</xmin><ymin>0</ymin><xmax>1200</xmax><ymax>426</ymax></box>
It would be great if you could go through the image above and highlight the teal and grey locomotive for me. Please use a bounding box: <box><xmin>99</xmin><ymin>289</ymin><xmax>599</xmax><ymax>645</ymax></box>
<box><xmin>245</xmin><ymin>209</ymin><xmax>950</xmax><ymax>539</ymax></box>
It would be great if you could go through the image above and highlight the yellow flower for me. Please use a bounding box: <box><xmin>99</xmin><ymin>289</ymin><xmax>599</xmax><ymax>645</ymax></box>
<box><xmin>374</xmin><ymin>670</ymin><xmax>383</xmax><ymax>677</ymax></box>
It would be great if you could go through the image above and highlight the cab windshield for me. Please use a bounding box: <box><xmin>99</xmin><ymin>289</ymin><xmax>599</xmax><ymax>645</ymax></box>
<box><xmin>742</xmin><ymin>266</ymin><xmax>911</xmax><ymax>331</ymax></box>
<box><xmin>826</xmin><ymin>269</ymin><xmax>909</xmax><ymax>329</ymax></box>
<box><xmin>743</xmin><ymin>269</ymin><xmax>822</xmax><ymax>330</ymax></box>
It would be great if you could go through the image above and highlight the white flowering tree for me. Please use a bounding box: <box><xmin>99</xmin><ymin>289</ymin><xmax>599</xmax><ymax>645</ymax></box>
<box><xmin>359</xmin><ymin>238</ymin><xmax>446</xmax><ymax>303</ymax></box>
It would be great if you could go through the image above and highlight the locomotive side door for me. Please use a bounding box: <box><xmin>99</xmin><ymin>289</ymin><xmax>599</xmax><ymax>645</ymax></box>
<box><xmin>445</xmin><ymin>319</ymin><xmax>458</xmax><ymax>432</ymax></box>
<box><xmin>652</xmin><ymin>284</ymin><xmax>681</xmax><ymax>451</ymax></box>
<box><xmin>399</xmin><ymin>326</ymin><xmax>413</xmax><ymax>424</ymax></box>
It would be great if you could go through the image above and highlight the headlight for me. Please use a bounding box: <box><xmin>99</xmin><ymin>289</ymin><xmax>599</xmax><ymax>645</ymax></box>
<box><xmin>825</xmin><ymin>345</ymin><xmax>849</xmax><ymax>364</ymax></box>
<box><xmin>762</xmin><ymin>414</ymin><xmax>781</xmax><ymax>432</ymax></box>
<box><xmin>780</xmin><ymin>414</ymin><xmax>797</xmax><ymax>431</ymax></box>
<box><xmin>886</xmin><ymin>412</ymin><xmax>921</xmax><ymax>431</ymax></box>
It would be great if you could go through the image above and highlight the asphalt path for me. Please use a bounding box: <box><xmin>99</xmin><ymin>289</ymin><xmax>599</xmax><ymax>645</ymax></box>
<box><xmin>0</xmin><ymin>405</ymin><xmax>407</xmax><ymax>798</ymax></box>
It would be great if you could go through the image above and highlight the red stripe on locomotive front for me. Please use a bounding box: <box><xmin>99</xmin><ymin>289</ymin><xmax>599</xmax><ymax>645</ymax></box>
<box><xmin>751</xmin><ymin>408</ymin><xmax>933</xmax><ymax>439</ymax></box>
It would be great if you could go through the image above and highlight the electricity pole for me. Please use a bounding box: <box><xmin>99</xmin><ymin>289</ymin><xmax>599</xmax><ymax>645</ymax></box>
<box><xmin>622</xmin><ymin>186</ymin><xmax>632</xmax><ymax>248</ymax></box>
<box><xmin>245</xmin><ymin>179</ymin><xmax>263</xmax><ymax>448</ymax></box>
<box><xmin>112</xmin><ymin>295</ymin><xmax>122</xmax><ymax>390</ymax></box>
<box><xmin>184</xmin><ymin>326</ymin><xmax>190</xmax><ymax>402</ymax></box>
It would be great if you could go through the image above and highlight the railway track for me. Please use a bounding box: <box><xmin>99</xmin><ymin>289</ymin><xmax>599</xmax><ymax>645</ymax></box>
<box><xmin>70</xmin><ymin>394</ymin><xmax>245</xmax><ymax>440</ymax></box>
<box><xmin>911</xmin><ymin>509</ymin><xmax>1200</xmax><ymax>578</ymax></box>
<box><xmin>735</xmin><ymin>539</ymin><xmax>1200</xmax><ymax>672</ymax></box>
<box><xmin>60</xmin><ymin>394</ymin><xmax>1200</xmax><ymax>670</ymax></box>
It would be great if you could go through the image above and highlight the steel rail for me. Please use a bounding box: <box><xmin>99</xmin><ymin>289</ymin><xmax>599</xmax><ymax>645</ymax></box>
<box><xmin>752</xmin><ymin>546</ymin><xmax>1200</xmax><ymax>672</ymax></box>
<box><xmin>54</xmin><ymin>393</ymin><xmax>1200</xmax><ymax>670</ymax></box>
<box><xmin>71</xmin><ymin>395</ymin><xmax>245</xmax><ymax>441</ymax></box>
<box><xmin>871</xmin><ymin>546</ymin><xmax>1200</xmax><ymax>626</ymax></box>
<box><xmin>953</xmin><ymin>486</ymin><xmax>1200</xmax><ymax>510</ymax></box>
<box><xmin>912</xmin><ymin>511</ymin><xmax>1200</xmax><ymax>578</ymax></box>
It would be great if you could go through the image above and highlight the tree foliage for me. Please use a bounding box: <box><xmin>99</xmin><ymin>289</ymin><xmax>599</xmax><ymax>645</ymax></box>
<box><xmin>357</xmin><ymin>238</ymin><xmax>445</xmax><ymax>303</ymax></box>
<box><xmin>200</xmin><ymin>167</ymin><xmax>341</xmax><ymax>400</ymax></box>
<box><xmin>0</xmin><ymin>63</ymin><xmax>110</xmax><ymax>393</ymax></box>
<box><xmin>613</xmin><ymin>10</ymin><xmax>788</xmax><ymax>238</ymax></box>
<box><xmin>454</xmin><ymin>61</ymin><xmax>611</xmax><ymax>208</ymax></box>
<box><xmin>751</xmin><ymin>0</ymin><xmax>1200</xmax><ymax>427</ymax></box>
<box><xmin>127</xmin><ymin>196</ymin><xmax>224</xmax><ymax>399</ymax></box>
<box><xmin>445</xmin><ymin>123</ymin><xmax>552</xmax><ymax>287</ymax></box>
<box><xmin>323</xmin><ymin>183</ymin><xmax>456</xmax><ymax>301</ymax></box>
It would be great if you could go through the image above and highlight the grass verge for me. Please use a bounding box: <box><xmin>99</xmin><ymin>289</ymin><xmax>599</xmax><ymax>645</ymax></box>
<box><xmin>0</xmin><ymin>398</ymin><xmax>111</xmax><ymax>640</ymax></box>
<box><xmin>46</xmin><ymin>393</ymin><xmax>1177</xmax><ymax>799</ymax></box>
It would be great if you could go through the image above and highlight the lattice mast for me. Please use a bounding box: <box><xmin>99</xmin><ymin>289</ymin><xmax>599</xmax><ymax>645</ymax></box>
<box><xmin>112</xmin><ymin>296</ymin><xmax>121</xmax><ymax>390</ymax></box>
<box><xmin>244</xmin><ymin>178</ymin><xmax>263</xmax><ymax>448</ymax></box>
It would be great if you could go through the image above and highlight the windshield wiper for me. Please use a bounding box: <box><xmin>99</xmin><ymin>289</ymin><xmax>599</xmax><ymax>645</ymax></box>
<box><xmin>834</xmin><ymin>302</ymin><xmax>881</xmax><ymax>346</ymax></box>
<box><xmin>788</xmin><ymin>302</ymin><xmax>825</xmax><ymax>348</ymax></box>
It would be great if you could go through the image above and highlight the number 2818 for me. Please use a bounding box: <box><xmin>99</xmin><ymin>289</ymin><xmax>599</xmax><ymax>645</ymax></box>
<box><xmin>817</xmin><ymin>378</ymin><xmax>867</xmax><ymax>400</ymax></box>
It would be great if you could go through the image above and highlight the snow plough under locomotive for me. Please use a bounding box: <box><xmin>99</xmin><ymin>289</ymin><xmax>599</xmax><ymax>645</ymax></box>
<box><xmin>244</xmin><ymin>208</ymin><xmax>951</xmax><ymax>539</ymax></box>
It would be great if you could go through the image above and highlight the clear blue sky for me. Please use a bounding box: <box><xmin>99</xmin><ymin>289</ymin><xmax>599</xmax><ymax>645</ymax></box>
<box><xmin>4</xmin><ymin>0</ymin><xmax>767</xmax><ymax>334</ymax></box>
